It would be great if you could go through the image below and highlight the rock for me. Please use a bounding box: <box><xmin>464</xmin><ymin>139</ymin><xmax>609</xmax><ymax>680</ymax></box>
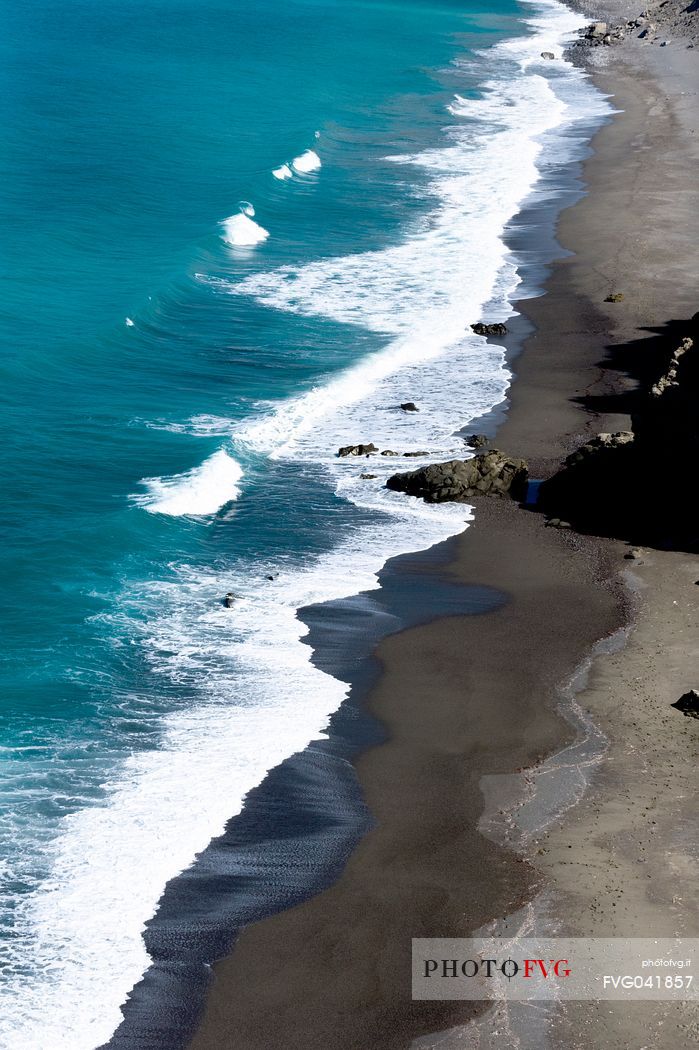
<box><xmin>400</xmin><ymin>402</ymin><xmax>419</xmax><ymax>412</ymax></box>
<box><xmin>651</xmin><ymin>338</ymin><xmax>692</xmax><ymax>396</ymax></box>
<box><xmin>541</xmin><ymin>51</ymin><xmax>555</xmax><ymax>59</ymax></box>
<box><xmin>538</xmin><ymin>316</ymin><xmax>699</xmax><ymax>548</ymax></box>
<box><xmin>538</xmin><ymin>431</ymin><xmax>636</xmax><ymax>531</ymax></box>
<box><xmin>402</xmin><ymin>450</ymin><xmax>430</xmax><ymax>457</ymax></box>
<box><xmin>603</xmin><ymin>34</ymin><xmax>613</xmax><ymax>43</ymax></box>
<box><xmin>562</xmin><ymin>431</ymin><xmax>635</xmax><ymax>469</ymax></box>
<box><xmin>545</xmin><ymin>518</ymin><xmax>571</xmax><ymax>529</ymax></box>
<box><xmin>360</xmin><ymin>473</ymin><xmax>377</xmax><ymax>479</ymax></box>
<box><xmin>671</xmin><ymin>690</ymin><xmax>699</xmax><ymax>718</ymax></box>
<box><xmin>605</xmin><ymin>292</ymin><xmax>624</xmax><ymax>302</ymax></box>
<box><xmin>381</xmin><ymin>449</ymin><xmax>399</xmax><ymax>456</ymax></box>
<box><xmin>466</xmin><ymin>433</ymin><xmax>489</xmax><ymax>449</ymax></box>
<box><xmin>266</xmin><ymin>575</ymin><xmax>275</xmax><ymax>581</ymax></box>
<box><xmin>223</xmin><ymin>592</ymin><xmax>236</xmax><ymax>608</ymax></box>
<box><xmin>624</xmin><ymin>547</ymin><xmax>643</xmax><ymax>560</ymax></box>
<box><xmin>471</xmin><ymin>322</ymin><xmax>508</xmax><ymax>337</ymax></box>
<box><xmin>588</xmin><ymin>21</ymin><xmax>608</xmax><ymax>37</ymax></box>
<box><xmin>337</xmin><ymin>442</ymin><xmax>378</xmax><ymax>457</ymax></box>
<box><xmin>386</xmin><ymin>449</ymin><xmax>528</xmax><ymax>504</ymax></box>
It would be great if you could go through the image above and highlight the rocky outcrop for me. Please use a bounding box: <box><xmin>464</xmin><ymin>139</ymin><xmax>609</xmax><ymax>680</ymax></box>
<box><xmin>539</xmin><ymin>318</ymin><xmax>699</xmax><ymax>548</ymax></box>
<box><xmin>471</xmin><ymin>322</ymin><xmax>508</xmax><ymax>337</ymax></box>
<box><xmin>573</xmin><ymin>20</ymin><xmax>626</xmax><ymax>47</ymax></box>
<box><xmin>558</xmin><ymin>430</ymin><xmax>635</xmax><ymax>467</ymax></box>
<box><xmin>539</xmin><ymin>432</ymin><xmax>636</xmax><ymax>533</ymax></box>
<box><xmin>571</xmin><ymin>3</ymin><xmax>699</xmax><ymax>50</ymax></box>
<box><xmin>400</xmin><ymin>402</ymin><xmax>419</xmax><ymax>412</ymax></box>
<box><xmin>671</xmin><ymin>690</ymin><xmax>699</xmax><ymax>719</ymax></box>
<box><xmin>386</xmin><ymin>450</ymin><xmax>528</xmax><ymax>504</ymax></box>
<box><xmin>650</xmin><ymin>336</ymin><xmax>692</xmax><ymax>396</ymax></box>
<box><xmin>337</xmin><ymin>443</ymin><xmax>378</xmax><ymax>457</ymax></box>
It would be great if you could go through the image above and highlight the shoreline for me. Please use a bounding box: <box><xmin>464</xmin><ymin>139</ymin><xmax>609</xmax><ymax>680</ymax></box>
<box><xmin>100</xmin><ymin>12</ymin><xmax>613</xmax><ymax>1050</ymax></box>
<box><xmin>185</xmin><ymin>13</ymin><xmax>698</xmax><ymax>1050</ymax></box>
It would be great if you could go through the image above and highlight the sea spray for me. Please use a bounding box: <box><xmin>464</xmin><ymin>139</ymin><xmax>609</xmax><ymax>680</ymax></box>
<box><xmin>133</xmin><ymin>449</ymin><xmax>243</xmax><ymax>515</ymax></box>
<box><xmin>221</xmin><ymin>203</ymin><xmax>269</xmax><ymax>247</ymax></box>
<box><xmin>291</xmin><ymin>148</ymin><xmax>322</xmax><ymax>174</ymax></box>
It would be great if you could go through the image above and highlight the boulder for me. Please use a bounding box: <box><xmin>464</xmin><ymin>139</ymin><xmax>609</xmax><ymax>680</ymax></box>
<box><xmin>671</xmin><ymin>690</ymin><xmax>699</xmax><ymax>719</ymax></box>
<box><xmin>402</xmin><ymin>450</ymin><xmax>430</xmax><ymax>457</ymax></box>
<box><xmin>360</xmin><ymin>473</ymin><xmax>377</xmax><ymax>480</ymax></box>
<box><xmin>588</xmin><ymin>21</ymin><xmax>608</xmax><ymax>37</ymax></box>
<box><xmin>337</xmin><ymin>443</ymin><xmax>378</xmax><ymax>457</ymax></box>
<box><xmin>471</xmin><ymin>322</ymin><xmax>508</xmax><ymax>337</ymax></box>
<box><xmin>562</xmin><ymin>431</ymin><xmax>635</xmax><ymax>468</ymax></box>
<box><xmin>605</xmin><ymin>292</ymin><xmax>624</xmax><ymax>302</ymax></box>
<box><xmin>400</xmin><ymin>402</ymin><xmax>419</xmax><ymax>412</ymax></box>
<box><xmin>541</xmin><ymin>51</ymin><xmax>555</xmax><ymax>59</ymax></box>
<box><xmin>381</xmin><ymin>449</ymin><xmax>399</xmax><ymax>456</ymax></box>
<box><xmin>466</xmin><ymin>433</ymin><xmax>489</xmax><ymax>449</ymax></box>
<box><xmin>386</xmin><ymin>449</ymin><xmax>528</xmax><ymax>504</ymax></box>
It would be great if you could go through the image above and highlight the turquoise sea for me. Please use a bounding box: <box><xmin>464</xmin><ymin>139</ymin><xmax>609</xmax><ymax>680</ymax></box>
<box><xmin>0</xmin><ymin>1</ymin><xmax>609</xmax><ymax>1045</ymax></box>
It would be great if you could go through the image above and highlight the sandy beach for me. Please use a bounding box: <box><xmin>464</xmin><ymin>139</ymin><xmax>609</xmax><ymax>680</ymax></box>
<box><xmin>187</xmin><ymin>11</ymin><xmax>698</xmax><ymax>1049</ymax></box>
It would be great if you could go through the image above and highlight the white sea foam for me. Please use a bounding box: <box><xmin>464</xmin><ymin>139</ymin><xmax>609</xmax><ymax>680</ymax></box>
<box><xmin>0</xmin><ymin>5</ymin><xmax>613</xmax><ymax>1048</ymax></box>
<box><xmin>142</xmin><ymin>414</ymin><xmax>240</xmax><ymax>437</ymax></box>
<box><xmin>133</xmin><ymin>449</ymin><xmax>243</xmax><ymax>516</ymax></box>
<box><xmin>125</xmin><ymin>317</ymin><xmax>134</xmax><ymax>327</ymax></box>
<box><xmin>272</xmin><ymin>163</ymin><xmax>293</xmax><ymax>180</ymax></box>
<box><xmin>221</xmin><ymin>209</ymin><xmax>269</xmax><ymax>247</ymax></box>
<box><xmin>291</xmin><ymin>148</ymin><xmax>321</xmax><ymax>174</ymax></box>
<box><xmin>0</xmin><ymin>488</ymin><xmax>468</xmax><ymax>1050</ymax></box>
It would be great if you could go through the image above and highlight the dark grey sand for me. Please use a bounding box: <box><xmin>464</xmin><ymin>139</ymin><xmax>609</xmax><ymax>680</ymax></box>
<box><xmin>188</xmin><ymin>19</ymin><xmax>699</xmax><ymax>1050</ymax></box>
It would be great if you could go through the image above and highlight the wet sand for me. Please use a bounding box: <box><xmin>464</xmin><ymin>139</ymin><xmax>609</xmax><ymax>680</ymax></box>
<box><xmin>188</xmin><ymin>21</ymin><xmax>699</xmax><ymax>1050</ymax></box>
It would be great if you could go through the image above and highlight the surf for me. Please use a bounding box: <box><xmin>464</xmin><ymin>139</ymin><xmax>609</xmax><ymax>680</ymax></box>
<box><xmin>133</xmin><ymin>449</ymin><xmax>243</xmax><ymax>516</ymax></box>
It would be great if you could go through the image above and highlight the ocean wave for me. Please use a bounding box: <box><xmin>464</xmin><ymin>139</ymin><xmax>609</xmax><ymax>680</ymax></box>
<box><xmin>140</xmin><ymin>414</ymin><xmax>239</xmax><ymax>437</ymax></box>
<box><xmin>272</xmin><ymin>163</ymin><xmax>293</xmax><ymax>180</ymax></box>
<box><xmin>221</xmin><ymin>204</ymin><xmax>269</xmax><ymax>247</ymax></box>
<box><xmin>0</xmin><ymin>484</ymin><xmax>470</xmax><ymax>1050</ymax></box>
<box><xmin>132</xmin><ymin>449</ymin><xmax>243</xmax><ymax>516</ymax></box>
<box><xmin>291</xmin><ymin>148</ymin><xmax>321</xmax><ymax>174</ymax></box>
<box><xmin>0</xmin><ymin>3</ymin><xmax>614</xmax><ymax>1046</ymax></box>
